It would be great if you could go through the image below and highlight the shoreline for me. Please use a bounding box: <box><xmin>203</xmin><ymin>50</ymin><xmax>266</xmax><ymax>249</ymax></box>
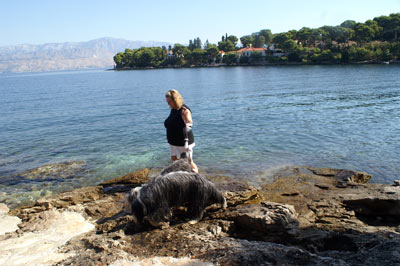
<box><xmin>1</xmin><ymin>164</ymin><xmax>400</xmax><ymax>265</ymax></box>
<box><xmin>111</xmin><ymin>59</ymin><xmax>400</xmax><ymax>71</ymax></box>
<box><xmin>1</xmin><ymin>152</ymin><xmax>399</xmax><ymax>210</ymax></box>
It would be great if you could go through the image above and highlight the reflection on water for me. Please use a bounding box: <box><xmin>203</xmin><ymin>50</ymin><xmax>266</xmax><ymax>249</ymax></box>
<box><xmin>1</xmin><ymin>65</ymin><xmax>400</xmax><ymax>208</ymax></box>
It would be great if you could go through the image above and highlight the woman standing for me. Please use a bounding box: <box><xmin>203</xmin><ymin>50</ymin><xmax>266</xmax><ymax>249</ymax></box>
<box><xmin>164</xmin><ymin>89</ymin><xmax>198</xmax><ymax>173</ymax></box>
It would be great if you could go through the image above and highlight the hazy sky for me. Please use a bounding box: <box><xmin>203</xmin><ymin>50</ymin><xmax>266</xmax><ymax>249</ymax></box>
<box><xmin>1</xmin><ymin>0</ymin><xmax>399</xmax><ymax>46</ymax></box>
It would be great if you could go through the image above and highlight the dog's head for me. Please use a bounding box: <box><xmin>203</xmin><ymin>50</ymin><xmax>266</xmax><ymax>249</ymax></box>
<box><xmin>131</xmin><ymin>198</ymin><xmax>146</xmax><ymax>224</ymax></box>
<box><xmin>127</xmin><ymin>186</ymin><xmax>142</xmax><ymax>204</ymax></box>
<box><xmin>128</xmin><ymin>186</ymin><xmax>147</xmax><ymax>224</ymax></box>
<box><xmin>125</xmin><ymin>186</ymin><xmax>142</xmax><ymax>213</ymax></box>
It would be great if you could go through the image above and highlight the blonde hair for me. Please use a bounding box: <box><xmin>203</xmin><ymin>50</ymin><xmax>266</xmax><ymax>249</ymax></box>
<box><xmin>166</xmin><ymin>89</ymin><xmax>184</xmax><ymax>109</ymax></box>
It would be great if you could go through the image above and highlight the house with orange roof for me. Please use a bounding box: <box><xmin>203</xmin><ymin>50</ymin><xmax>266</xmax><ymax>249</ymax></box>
<box><xmin>218</xmin><ymin>50</ymin><xmax>226</xmax><ymax>63</ymax></box>
<box><xmin>236</xmin><ymin>47</ymin><xmax>268</xmax><ymax>57</ymax></box>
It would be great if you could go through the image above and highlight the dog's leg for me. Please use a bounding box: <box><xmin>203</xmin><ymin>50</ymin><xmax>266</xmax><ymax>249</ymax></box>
<box><xmin>188</xmin><ymin>205</ymin><xmax>204</xmax><ymax>224</ymax></box>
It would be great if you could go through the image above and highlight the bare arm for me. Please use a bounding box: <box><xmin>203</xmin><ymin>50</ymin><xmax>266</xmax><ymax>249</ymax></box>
<box><xmin>181</xmin><ymin>107</ymin><xmax>193</xmax><ymax>124</ymax></box>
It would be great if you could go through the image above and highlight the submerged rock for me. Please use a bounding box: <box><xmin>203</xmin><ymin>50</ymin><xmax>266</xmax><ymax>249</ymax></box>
<box><xmin>11</xmin><ymin>161</ymin><xmax>87</xmax><ymax>182</ymax></box>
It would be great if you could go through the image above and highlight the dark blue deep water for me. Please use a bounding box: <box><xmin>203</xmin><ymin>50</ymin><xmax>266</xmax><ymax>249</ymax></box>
<box><xmin>1</xmin><ymin>65</ymin><xmax>399</xmax><ymax>207</ymax></box>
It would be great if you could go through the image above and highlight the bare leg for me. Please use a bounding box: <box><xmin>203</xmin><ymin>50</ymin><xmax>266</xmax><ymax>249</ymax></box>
<box><xmin>189</xmin><ymin>157</ymin><xmax>198</xmax><ymax>173</ymax></box>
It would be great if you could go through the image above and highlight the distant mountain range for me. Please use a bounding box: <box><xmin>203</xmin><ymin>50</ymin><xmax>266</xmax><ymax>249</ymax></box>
<box><xmin>0</xmin><ymin>37</ymin><xmax>172</xmax><ymax>73</ymax></box>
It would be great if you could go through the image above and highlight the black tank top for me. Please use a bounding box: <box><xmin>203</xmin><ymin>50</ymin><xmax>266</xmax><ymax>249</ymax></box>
<box><xmin>164</xmin><ymin>104</ymin><xmax>195</xmax><ymax>146</ymax></box>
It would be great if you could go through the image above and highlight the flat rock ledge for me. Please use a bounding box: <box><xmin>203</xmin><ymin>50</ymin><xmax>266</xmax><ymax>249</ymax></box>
<box><xmin>2</xmin><ymin>165</ymin><xmax>400</xmax><ymax>265</ymax></box>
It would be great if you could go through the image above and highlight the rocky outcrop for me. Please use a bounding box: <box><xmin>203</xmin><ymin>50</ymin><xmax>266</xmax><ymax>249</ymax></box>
<box><xmin>0</xmin><ymin>210</ymin><xmax>94</xmax><ymax>265</ymax></box>
<box><xmin>2</xmin><ymin>165</ymin><xmax>400</xmax><ymax>265</ymax></box>
<box><xmin>100</xmin><ymin>168</ymin><xmax>150</xmax><ymax>187</ymax></box>
<box><xmin>0</xmin><ymin>204</ymin><xmax>21</xmax><ymax>236</ymax></box>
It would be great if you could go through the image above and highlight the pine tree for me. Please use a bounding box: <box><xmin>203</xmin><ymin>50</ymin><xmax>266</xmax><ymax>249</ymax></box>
<box><xmin>204</xmin><ymin>39</ymin><xmax>210</xmax><ymax>49</ymax></box>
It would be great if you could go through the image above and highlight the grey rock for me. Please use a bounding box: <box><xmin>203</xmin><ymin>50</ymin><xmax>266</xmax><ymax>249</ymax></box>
<box><xmin>228</xmin><ymin>202</ymin><xmax>299</xmax><ymax>233</ymax></box>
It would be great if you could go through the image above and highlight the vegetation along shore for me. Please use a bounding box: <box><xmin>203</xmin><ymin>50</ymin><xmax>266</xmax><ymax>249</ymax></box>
<box><xmin>113</xmin><ymin>13</ymin><xmax>400</xmax><ymax>69</ymax></box>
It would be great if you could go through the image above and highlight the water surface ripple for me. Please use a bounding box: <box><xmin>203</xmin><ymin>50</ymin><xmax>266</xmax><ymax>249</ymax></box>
<box><xmin>1</xmin><ymin>65</ymin><xmax>399</xmax><ymax>207</ymax></box>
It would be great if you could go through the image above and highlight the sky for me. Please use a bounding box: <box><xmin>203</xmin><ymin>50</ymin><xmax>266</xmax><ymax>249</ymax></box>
<box><xmin>1</xmin><ymin>0</ymin><xmax>400</xmax><ymax>47</ymax></box>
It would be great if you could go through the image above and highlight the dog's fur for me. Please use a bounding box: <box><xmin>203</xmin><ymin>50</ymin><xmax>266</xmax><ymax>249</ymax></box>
<box><xmin>129</xmin><ymin>171</ymin><xmax>226</xmax><ymax>227</ymax></box>
<box><xmin>126</xmin><ymin>155</ymin><xmax>193</xmax><ymax>209</ymax></box>
<box><xmin>159</xmin><ymin>152</ymin><xmax>192</xmax><ymax>176</ymax></box>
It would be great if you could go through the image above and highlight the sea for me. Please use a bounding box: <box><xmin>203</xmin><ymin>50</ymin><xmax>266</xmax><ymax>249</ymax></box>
<box><xmin>1</xmin><ymin>65</ymin><xmax>399</xmax><ymax>208</ymax></box>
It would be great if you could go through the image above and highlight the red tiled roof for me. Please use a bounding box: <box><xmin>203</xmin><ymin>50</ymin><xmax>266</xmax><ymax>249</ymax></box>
<box><xmin>236</xmin><ymin>47</ymin><xmax>268</xmax><ymax>52</ymax></box>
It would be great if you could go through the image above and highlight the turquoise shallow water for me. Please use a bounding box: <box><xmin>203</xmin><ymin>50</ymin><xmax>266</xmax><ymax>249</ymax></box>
<box><xmin>1</xmin><ymin>66</ymin><xmax>399</xmax><ymax>207</ymax></box>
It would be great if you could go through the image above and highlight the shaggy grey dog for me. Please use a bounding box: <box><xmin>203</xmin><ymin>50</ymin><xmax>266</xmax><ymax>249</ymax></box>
<box><xmin>129</xmin><ymin>171</ymin><xmax>226</xmax><ymax>227</ymax></box>
<box><xmin>127</xmin><ymin>155</ymin><xmax>193</xmax><ymax>205</ymax></box>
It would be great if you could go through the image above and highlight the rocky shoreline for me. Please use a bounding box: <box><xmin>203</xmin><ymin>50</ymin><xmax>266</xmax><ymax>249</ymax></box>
<box><xmin>1</xmin><ymin>165</ymin><xmax>400</xmax><ymax>265</ymax></box>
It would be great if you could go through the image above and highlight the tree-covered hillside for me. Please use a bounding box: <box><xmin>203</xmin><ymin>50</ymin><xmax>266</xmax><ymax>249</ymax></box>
<box><xmin>114</xmin><ymin>13</ymin><xmax>400</xmax><ymax>68</ymax></box>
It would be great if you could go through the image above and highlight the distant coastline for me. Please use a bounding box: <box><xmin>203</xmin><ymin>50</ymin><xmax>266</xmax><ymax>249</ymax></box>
<box><xmin>113</xmin><ymin>59</ymin><xmax>400</xmax><ymax>71</ymax></box>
